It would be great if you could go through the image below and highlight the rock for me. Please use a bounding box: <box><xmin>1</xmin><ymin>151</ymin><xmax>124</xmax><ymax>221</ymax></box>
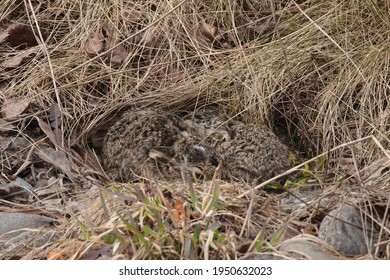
<box><xmin>318</xmin><ymin>204</ymin><xmax>373</xmax><ymax>256</ymax></box>
<box><xmin>0</xmin><ymin>213</ymin><xmax>54</xmax><ymax>239</ymax></box>
<box><xmin>281</xmin><ymin>188</ymin><xmax>324</xmax><ymax>213</ymax></box>
<box><xmin>242</xmin><ymin>253</ymin><xmax>290</xmax><ymax>260</ymax></box>
<box><xmin>0</xmin><ymin>213</ymin><xmax>56</xmax><ymax>259</ymax></box>
<box><xmin>0</xmin><ymin>229</ymin><xmax>59</xmax><ymax>259</ymax></box>
<box><xmin>278</xmin><ymin>235</ymin><xmax>340</xmax><ymax>260</ymax></box>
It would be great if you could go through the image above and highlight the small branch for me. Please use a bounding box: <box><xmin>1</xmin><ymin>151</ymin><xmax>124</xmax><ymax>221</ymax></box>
<box><xmin>25</xmin><ymin>0</ymin><xmax>64</xmax><ymax>149</ymax></box>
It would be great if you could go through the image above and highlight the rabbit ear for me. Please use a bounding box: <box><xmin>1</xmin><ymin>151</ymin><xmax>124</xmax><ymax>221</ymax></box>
<box><xmin>182</xmin><ymin>119</ymin><xmax>195</xmax><ymax>129</ymax></box>
<box><xmin>181</xmin><ymin>120</ymin><xmax>199</xmax><ymax>135</ymax></box>
<box><xmin>210</xmin><ymin>129</ymin><xmax>231</xmax><ymax>141</ymax></box>
<box><xmin>179</xmin><ymin>130</ymin><xmax>191</xmax><ymax>139</ymax></box>
<box><xmin>148</xmin><ymin>149</ymin><xmax>172</xmax><ymax>160</ymax></box>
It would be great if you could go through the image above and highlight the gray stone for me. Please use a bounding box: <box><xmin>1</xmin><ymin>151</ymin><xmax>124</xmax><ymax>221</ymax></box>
<box><xmin>318</xmin><ymin>204</ymin><xmax>372</xmax><ymax>256</ymax></box>
<box><xmin>0</xmin><ymin>230</ymin><xmax>59</xmax><ymax>259</ymax></box>
<box><xmin>0</xmin><ymin>213</ymin><xmax>56</xmax><ymax>259</ymax></box>
<box><xmin>0</xmin><ymin>213</ymin><xmax>54</xmax><ymax>239</ymax></box>
<box><xmin>242</xmin><ymin>253</ymin><xmax>290</xmax><ymax>260</ymax></box>
<box><xmin>281</xmin><ymin>188</ymin><xmax>324</xmax><ymax>213</ymax></box>
<box><xmin>279</xmin><ymin>236</ymin><xmax>339</xmax><ymax>260</ymax></box>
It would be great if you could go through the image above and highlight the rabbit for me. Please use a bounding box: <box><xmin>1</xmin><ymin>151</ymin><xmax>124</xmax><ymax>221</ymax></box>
<box><xmin>102</xmin><ymin>109</ymin><xmax>213</xmax><ymax>182</ymax></box>
<box><xmin>216</xmin><ymin>123</ymin><xmax>291</xmax><ymax>184</ymax></box>
<box><xmin>184</xmin><ymin>107</ymin><xmax>291</xmax><ymax>184</ymax></box>
<box><xmin>183</xmin><ymin>107</ymin><xmax>234</xmax><ymax>148</ymax></box>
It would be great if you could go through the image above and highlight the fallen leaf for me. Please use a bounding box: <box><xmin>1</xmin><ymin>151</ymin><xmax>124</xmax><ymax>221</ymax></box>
<box><xmin>0</xmin><ymin>135</ymin><xmax>30</xmax><ymax>151</ymax></box>
<box><xmin>80</xmin><ymin>245</ymin><xmax>113</xmax><ymax>260</ymax></box>
<box><xmin>36</xmin><ymin>117</ymin><xmax>60</xmax><ymax>147</ymax></box>
<box><xmin>84</xmin><ymin>22</ymin><xmax>128</xmax><ymax>64</ymax></box>
<box><xmin>123</xmin><ymin>9</ymin><xmax>142</xmax><ymax>24</ymax></box>
<box><xmin>49</xmin><ymin>104</ymin><xmax>63</xmax><ymax>147</ymax></box>
<box><xmin>171</xmin><ymin>199</ymin><xmax>185</xmax><ymax>222</ymax></box>
<box><xmin>102</xmin><ymin>22</ymin><xmax>128</xmax><ymax>64</ymax></box>
<box><xmin>84</xmin><ymin>31</ymin><xmax>104</xmax><ymax>55</ymax></box>
<box><xmin>0</xmin><ymin>177</ymin><xmax>34</xmax><ymax>198</ymax></box>
<box><xmin>107</xmin><ymin>38</ymin><xmax>128</xmax><ymax>64</ymax></box>
<box><xmin>200</xmin><ymin>21</ymin><xmax>218</xmax><ymax>44</ymax></box>
<box><xmin>0</xmin><ymin>29</ymin><xmax>9</xmax><ymax>43</ymax></box>
<box><xmin>1</xmin><ymin>48</ymin><xmax>37</xmax><ymax>68</ymax></box>
<box><xmin>36</xmin><ymin>147</ymin><xmax>77</xmax><ymax>180</ymax></box>
<box><xmin>46</xmin><ymin>249</ymin><xmax>68</xmax><ymax>260</ymax></box>
<box><xmin>363</xmin><ymin>154</ymin><xmax>390</xmax><ymax>182</ymax></box>
<box><xmin>338</xmin><ymin>153</ymin><xmax>390</xmax><ymax>183</ymax></box>
<box><xmin>195</xmin><ymin>21</ymin><xmax>231</xmax><ymax>49</ymax></box>
<box><xmin>0</xmin><ymin>119</ymin><xmax>16</xmax><ymax>131</ymax></box>
<box><xmin>1</xmin><ymin>98</ymin><xmax>30</xmax><ymax>118</ymax></box>
<box><xmin>7</xmin><ymin>23</ymin><xmax>46</xmax><ymax>48</ymax></box>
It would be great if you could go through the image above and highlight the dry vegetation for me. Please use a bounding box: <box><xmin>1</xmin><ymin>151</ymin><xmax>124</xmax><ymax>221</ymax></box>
<box><xmin>0</xmin><ymin>0</ymin><xmax>389</xmax><ymax>259</ymax></box>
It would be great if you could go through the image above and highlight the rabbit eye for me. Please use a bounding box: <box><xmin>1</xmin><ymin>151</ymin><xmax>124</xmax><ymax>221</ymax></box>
<box><xmin>194</xmin><ymin>145</ymin><xmax>206</xmax><ymax>153</ymax></box>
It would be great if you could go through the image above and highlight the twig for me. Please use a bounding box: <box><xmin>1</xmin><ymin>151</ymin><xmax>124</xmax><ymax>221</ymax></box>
<box><xmin>25</xmin><ymin>0</ymin><xmax>64</xmax><ymax>149</ymax></box>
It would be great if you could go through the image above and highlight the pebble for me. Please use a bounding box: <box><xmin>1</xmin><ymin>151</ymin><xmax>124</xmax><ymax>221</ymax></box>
<box><xmin>318</xmin><ymin>204</ymin><xmax>373</xmax><ymax>256</ymax></box>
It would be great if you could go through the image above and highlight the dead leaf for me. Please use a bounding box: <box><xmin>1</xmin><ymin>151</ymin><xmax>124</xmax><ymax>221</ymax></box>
<box><xmin>107</xmin><ymin>39</ymin><xmax>128</xmax><ymax>64</ymax></box>
<box><xmin>36</xmin><ymin>117</ymin><xmax>60</xmax><ymax>147</ymax></box>
<box><xmin>80</xmin><ymin>245</ymin><xmax>113</xmax><ymax>260</ymax></box>
<box><xmin>0</xmin><ymin>119</ymin><xmax>16</xmax><ymax>131</ymax></box>
<box><xmin>46</xmin><ymin>248</ymin><xmax>69</xmax><ymax>260</ymax></box>
<box><xmin>1</xmin><ymin>48</ymin><xmax>37</xmax><ymax>68</ymax></box>
<box><xmin>363</xmin><ymin>154</ymin><xmax>390</xmax><ymax>182</ymax></box>
<box><xmin>102</xmin><ymin>22</ymin><xmax>128</xmax><ymax>64</ymax></box>
<box><xmin>338</xmin><ymin>153</ymin><xmax>390</xmax><ymax>183</ymax></box>
<box><xmin>200</xmin><ymin>22</ymin><xmax>218</xmax><ymax>44</ymax></box>
<box><xmin>7</xmin><ymin>23</ymin><xmax>46</xmax><ymax>48</ymax></box>
<box><xmin>0</xmin><ymin>177</ymin><xmax>34</xmax><ymax>198</ymax></box>
<box><xmin>195</xmin><ymin>21</ymin><xmax>231</xmax><ymax>49</ymax></box>
<box><xmin>171</xmin><ymin>199</ymin><xmax>185</xmax><ymax>222</ymax></box>
<box><xmin>84</xmin><ymin>22</ymin><xmax>128</xmax><ymax>64</ymax></box>
<box><xmin>36</xmin><ymin>147</ymin><xmax>77</xmax><ymax>180</ymax></box>
<box><xmin>84</xmin><ymin>31</ymin><xmax>104</xmax><ymax>55</ymax></box>
<box><xmin>49</xmin><ymin>104</ymin><xmax>63</xmax><ymax>147</ymax></box>
<box><xmin>123</xmin><ymin>9</ymin><xmax>142</xmax><ymax>24</ymax></box>
<box><xmin>0</xmin><ymin>135</ymin><xmax>30</xmax><ymax>151</ymax></box>
<box><xmin>1</xmin><ymin>98</ymin><xmax>30</xmax><ymax>118</ymax></box>
<box><xmin>0</xmin><ymin>29</ymin><xmax>9</xmax><ymax>43</ymax></box>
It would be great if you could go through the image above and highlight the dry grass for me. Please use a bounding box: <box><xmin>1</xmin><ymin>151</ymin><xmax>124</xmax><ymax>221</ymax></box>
<box><xmin>0</xmin><ymin>0</ymin><xmax>389</xmax><ymax>259</ymax></box>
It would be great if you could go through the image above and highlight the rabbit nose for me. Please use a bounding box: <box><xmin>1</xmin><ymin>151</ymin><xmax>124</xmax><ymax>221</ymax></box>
<box><xmin>185</xmin><ymin>145</ymin><xmax>208</xmax><ymax>163</ymax></box>
<box><xmin>194</xmin><ymin>145</ymin><xmax>208</xmax><ymax>158</ymax></box>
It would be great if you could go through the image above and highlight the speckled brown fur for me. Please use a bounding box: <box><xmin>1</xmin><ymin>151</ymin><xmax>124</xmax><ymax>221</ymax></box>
<box><xmin>102</xmin><ymin>109</ymin><xmax>210</xmax><ymax>181</ymax></box>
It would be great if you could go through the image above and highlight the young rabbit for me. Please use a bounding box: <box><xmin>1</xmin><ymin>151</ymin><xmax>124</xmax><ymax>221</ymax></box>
<box><xmin>216</xmin><ymin>123</ymin><xmax>291</xmax><ymax>184</ymax></box>
<box><xmin>184</xmin><ymin>107</ymin><xmax>291</xmax><ymax>184</ymax></box>
<box><xmin>102</xmin><ymin>109</ymin><xmax>212</xmax><ymax>182</ymax></box>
